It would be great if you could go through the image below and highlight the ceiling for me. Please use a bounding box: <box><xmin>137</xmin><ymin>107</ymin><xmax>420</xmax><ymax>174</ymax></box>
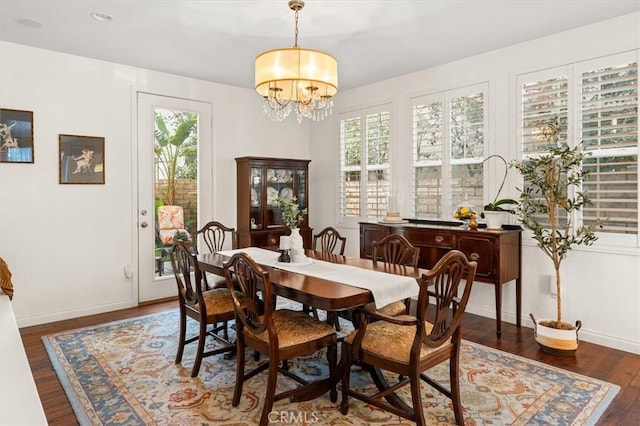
<box><xmin>1</xmin><ymin>1</ymin><xmax>639</xmax><ymax>92</ymax></box>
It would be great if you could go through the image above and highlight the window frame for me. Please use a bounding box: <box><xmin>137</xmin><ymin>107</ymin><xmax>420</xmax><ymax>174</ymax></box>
<box><xmin>338</xmin><ymin>103</ymin><xmax>392</xmax><ymax>227</ymax></box>
<box><xmin>515</xmin><ymin>50</ymin><xmax>639</xmax><ymax>248</ymax></box>
<box><xmin>410</xmin><ymin>82</ymin><xmax>489</xmax><ymax>220</ymax></box>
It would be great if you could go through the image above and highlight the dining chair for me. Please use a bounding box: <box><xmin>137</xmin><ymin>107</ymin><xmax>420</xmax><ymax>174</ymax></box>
<box><xmin>195</xmin><ymin>221</ymin><xmax>240</xmax><ymax>340</ymax></box>
<box><xmin>309</xmin><ymin>227</ymin><xmax>347</xmax><ymax>329</ymax></box>
<box><xmin>169</xmin><ymin>241</ymin><xmax>235</xmax><ymax>378</ymax></box>
<box><xmin>369</xmin><ymin>233</ymin><xmax>420</xmax><ymax>316</ymax></box>
<box><xmin>223</xmin><ymin>252</ymin><xmax>338</xmax><ymax>426</ymax></box>
<box><xmin>340</xmin><ymin>250</ymin><xmax>477</xmax><ymax>426</ymax></box>
<box><xmin>196</xmin><ymin>221</ymin><xmax>238</xmax><ymax>289</ymax></box>
<box><xmin>313</xmin><ymin>226</ymin><xmax>346</xmax><ymax>255</ymax></box>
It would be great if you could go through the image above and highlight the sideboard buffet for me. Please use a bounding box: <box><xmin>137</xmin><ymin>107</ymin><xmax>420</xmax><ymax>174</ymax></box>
<box><xmin>359</xmin><ymin>220</ymin><xmax>522</xmax><ymax>337</ymax></box>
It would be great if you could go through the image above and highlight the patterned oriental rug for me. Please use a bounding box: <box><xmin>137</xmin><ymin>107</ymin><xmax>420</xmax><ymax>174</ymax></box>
<box><xmin>43</xmin><ymin>307</ymin><xmax>619</xmax><ymax>425</ymax></box>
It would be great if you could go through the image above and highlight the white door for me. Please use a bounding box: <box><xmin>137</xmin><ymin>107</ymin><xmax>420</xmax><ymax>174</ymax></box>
<box><xmin>137</xmin><ymin>93</ymin><xmax>213</xmax><ymax>302</ymax></box>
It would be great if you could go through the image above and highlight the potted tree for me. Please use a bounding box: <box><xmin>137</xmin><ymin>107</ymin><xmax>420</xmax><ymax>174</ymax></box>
<box><xmin>480</xmin><ymin>154</ymin><xmax>518</xmax><ymax>229</ymax></box>
<box><xmin>510</xmin><ymin>116</ymin><xmax>600</xmax><ymax>356</ymax></box>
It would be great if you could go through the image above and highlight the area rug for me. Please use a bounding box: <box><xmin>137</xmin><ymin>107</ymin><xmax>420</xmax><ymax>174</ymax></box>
<box><xmin>43</xmin><ymin>305</ymin><xmax>619</xmax><ymax>425</ymax></box>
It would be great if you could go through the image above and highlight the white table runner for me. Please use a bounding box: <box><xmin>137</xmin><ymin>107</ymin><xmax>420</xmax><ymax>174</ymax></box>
<box><xmin>217</xmin><ymin>247</ymin><xmax>419</xmax><ymax>309</ymax></box>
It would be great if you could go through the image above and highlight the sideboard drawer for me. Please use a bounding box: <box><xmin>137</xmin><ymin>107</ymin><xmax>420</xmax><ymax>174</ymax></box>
<box><xmin>402</xmin><ymin>228</ymin><xmax>453</xmax><ymax>248</ymax></box>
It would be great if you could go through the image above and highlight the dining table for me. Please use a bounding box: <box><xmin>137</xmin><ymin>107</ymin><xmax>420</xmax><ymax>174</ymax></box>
<box><xmin>197</xmin><ymin>246</ymin><xmax>428</xmax><ymax>405</ymax></box>
<box><xmin>198</xmin><ymin>247</ymin><xmax>425</xmax><ymax>315</ymax></box>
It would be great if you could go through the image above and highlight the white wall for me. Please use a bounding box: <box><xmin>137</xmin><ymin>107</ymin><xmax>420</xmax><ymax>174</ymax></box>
<box><xmin>309</xmin><ymin>12</ymin><xmax>640</xmax><ymax>354</ymax></box>
<box><xmin>0</xmin><ymin>41</ymin><xmax>309</xmax><ymax>326</ymax></box>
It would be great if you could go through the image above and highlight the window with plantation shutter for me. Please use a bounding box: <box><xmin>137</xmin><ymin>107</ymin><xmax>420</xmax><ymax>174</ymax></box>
<box><xmin>339</xmin><ymin>105</ymin><xmax>391</xmax><ymax>223</ymax></box>
<box><xmin>517</xmin><ymin>51</ymin><xmax>639</xmax><ymax>244</ymax></box>
<box><xmin>581</xmin><ymin>61</ymin><xmax>638</xmax><ymax>235</ymax></box>
<box><xmin>411</xmin><ymin>84</ymin><xmax>487</xmax><ymax>219</ymax></box>
<box><xmin>519</xmin><ymin>72</ymin><xmax>570</xmax><ymax>228</ymax></box>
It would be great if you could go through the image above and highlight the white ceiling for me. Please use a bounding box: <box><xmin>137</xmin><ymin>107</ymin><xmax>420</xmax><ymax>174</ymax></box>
<box><xmin>1</xmin><ymin>1</ymin><xmax>639</xmax><ymax>91</ymax></box>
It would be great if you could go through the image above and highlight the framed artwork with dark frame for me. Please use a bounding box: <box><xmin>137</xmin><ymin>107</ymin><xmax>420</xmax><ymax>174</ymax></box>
<box><xmin>0</xmin><ymin>108</ymin><xmax>34</xmax><ymax>163</ymax></box>
<box><xmin>59</xmin><ymin>134</ymin><xmax>105</xmax><ymax>184</ymax></box>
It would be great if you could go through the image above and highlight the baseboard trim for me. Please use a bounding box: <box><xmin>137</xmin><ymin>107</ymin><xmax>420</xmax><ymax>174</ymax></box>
<box><xmin>16</xmin><ymin>300</ymin><xmax>136</xmax><ymax>328</ymax></box>
<box><xmin>465</xmin><ymin>304</ymin><xmax>640</xmax><ymax>355</ymax></box>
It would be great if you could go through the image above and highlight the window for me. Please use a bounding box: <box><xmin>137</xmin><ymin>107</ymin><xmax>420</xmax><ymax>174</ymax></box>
<box><xmin>517</xmin><ymin>51</ymin><xmax>638</xmax><ymax>242</ymax></box>
<box><xmin>339</xmin><ymin>105</ymin><xmax>391</xmax><ymax>223</ymax></box>
<box><xmin>411</xmin><ymin>83</ymin><xmax>488</xmax><ymax>219</ymax></box>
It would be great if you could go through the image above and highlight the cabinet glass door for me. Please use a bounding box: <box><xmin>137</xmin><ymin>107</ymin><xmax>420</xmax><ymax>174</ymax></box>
<box><xmin>296</xmin><ymin>169</ymin><xmax>307</xmax><ymax>211</ymax></box>
<box><xmin>266</xmin><ymin>167</ymin><xmax>294</xmax><ymax>227</ymax></box>
<box><xmin>250</xmin><ymin>167</ymin><xmax>262</xmax><ymax>230</ymax></box>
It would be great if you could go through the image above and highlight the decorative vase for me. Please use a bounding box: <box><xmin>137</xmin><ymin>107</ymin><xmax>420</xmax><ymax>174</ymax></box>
<box><xmin>469</xmin><ymin>214</ymin><xmax>479</xmax><ymax>230</ymax></box>
<box><xmin>289</xmin><ymin>228</ymin><xmax>306</xmax><ymax>263</ymax></box>
<box><xmin>530</xmin><ymin>313</ymin><xmax>582</xmax><ymax>357</ymax></box>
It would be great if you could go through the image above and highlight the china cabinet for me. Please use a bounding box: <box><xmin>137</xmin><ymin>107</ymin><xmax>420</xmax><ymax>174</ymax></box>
<box><xmin>236</xmin><ymin>157</ymin><xmax>311</xmax><ymax>248</ymax></box>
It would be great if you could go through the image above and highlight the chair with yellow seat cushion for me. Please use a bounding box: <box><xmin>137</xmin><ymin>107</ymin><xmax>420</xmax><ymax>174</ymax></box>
<box><xmin>169</xmin><ymin>241</ymin><xmax>235</xmax><ymax>378</ymax></box>
<box><xmin>366</xmin><ymin>233</ymin><xmax>420</xmax><ymax>317</ymax></box>
<box><xmin>340</xmin><ymin>249</ymin><xmax>477</xmax><ymax>426</ymax></box>
<box><xmin>223</xmin><ymin>252</ymin><xmax>338</xmax><ymax>426</ymax></box>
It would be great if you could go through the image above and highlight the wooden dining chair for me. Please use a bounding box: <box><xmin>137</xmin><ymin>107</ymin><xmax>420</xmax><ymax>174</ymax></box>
<box><xmin>169</xmin><ymin>241</ymin><xmax>235</xmax><ymax>378</ymax></box>
<box><xmin>340</xmin><ymin>250</ymin><xmax>477</xmax><ymax>426</ymax></box>
<box><xmin>223</xmin><ymin>252</ymin><xmax>338</xmax><ymax>426</ymax></box>
<box><xmin>369</xmin><ymin>233</ymin><xmax>420</xmax><ymax>316</ymax></box>
<box><xmin>313</xmin><ymin>226</ymin><xmax>346</xmax><ymax>255</ymax></box>
<box><xmin>308</xmin><ymin>227</ymin><xmax>347</xmax><ymax>329</ymax></box>
<box><xmin>196</xmin><ymin>221</ymin><xmax>238</xmax><ymax>289</ymax></box>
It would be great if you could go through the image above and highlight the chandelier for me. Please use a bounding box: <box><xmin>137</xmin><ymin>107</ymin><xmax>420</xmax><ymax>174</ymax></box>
<box><xmin>255</xmin><ymin>0</ymin><xmax>338</xmax><ymax>123</ymax></box>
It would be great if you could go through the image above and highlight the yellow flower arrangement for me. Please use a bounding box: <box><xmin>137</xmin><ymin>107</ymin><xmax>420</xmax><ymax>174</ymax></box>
<box><xmin>453</xmin><ymin>206</ymin><xmax>475</xmax><ymax>220</ymax></box>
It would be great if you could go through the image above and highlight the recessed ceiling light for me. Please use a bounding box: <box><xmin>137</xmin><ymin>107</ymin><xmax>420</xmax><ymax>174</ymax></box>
<box><xmin>90</xmin><ymin>12</ymin><xmax>113</xmax><ymax>22</ymax></box>
<box><xmin>15</xmin><ymin>18</ymin><xmax>43</xmax><ymax>28</ymax></box>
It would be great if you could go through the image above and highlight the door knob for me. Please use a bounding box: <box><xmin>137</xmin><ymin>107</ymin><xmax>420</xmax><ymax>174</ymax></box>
<box><xmin>141</xmin><ymin>209</ymin><xmax>148</xmax><ymax>215</ymax></box>
<box><xmin>141</xmin><ymin>222</ymin><xmax>148</xmax><ymax>228</ymax></box>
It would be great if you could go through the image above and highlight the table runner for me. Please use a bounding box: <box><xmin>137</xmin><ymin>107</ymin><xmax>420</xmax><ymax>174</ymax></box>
<box><xmin>217</xmin><ymin>247</ymin><xmax>419</xmax><ymax>309</ymax></box>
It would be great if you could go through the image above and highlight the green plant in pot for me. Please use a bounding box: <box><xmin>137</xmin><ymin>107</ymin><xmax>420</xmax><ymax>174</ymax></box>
<box><xmin>173</xmin><ymin>230</ymin><xmax>190</xmax><ymax>242</ymax></box>
<box><xmin>480</xmin><ymin>154</ymin><xmax>519</xmax><ymax>229</ymax></box>
<box><xmin>510</xmin><ymin>115</ymin><xmax>601</xmax><ymax>356</ymax></box>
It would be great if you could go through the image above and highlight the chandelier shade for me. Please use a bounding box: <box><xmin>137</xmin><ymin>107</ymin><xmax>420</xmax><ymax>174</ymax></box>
<box><xmin>255</xmin><ymin>0</ymin><xmax>338</xmax><ymax>122</ymax></box>
<box><xmin>255</xmin><ymin>47</ymin><xmax>338</xmax><ymax>99</ymax></box>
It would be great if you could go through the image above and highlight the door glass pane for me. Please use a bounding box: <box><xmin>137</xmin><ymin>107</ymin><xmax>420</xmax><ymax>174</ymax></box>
<box><xmin>154</xmin><ymin>108</ymin><xmax>199</xmax><ymax>277</ymax></box>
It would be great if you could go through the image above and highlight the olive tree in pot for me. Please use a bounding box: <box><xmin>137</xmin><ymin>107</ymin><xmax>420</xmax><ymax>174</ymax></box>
<box><xmin>510</xmin><ymin>116</ymin><xmax>601</xmax><ymax>356</ymax></box>
<box><xmin>480</xmin><ymin>154</ymin><xmax>518</xmax><ymax>229</ymax></box>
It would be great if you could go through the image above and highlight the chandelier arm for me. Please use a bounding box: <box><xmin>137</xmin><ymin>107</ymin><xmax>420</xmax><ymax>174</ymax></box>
<box><xmin>271</xmin><ymin>97</ymin><xmax>292</xmax><ymax>108</ymax></box>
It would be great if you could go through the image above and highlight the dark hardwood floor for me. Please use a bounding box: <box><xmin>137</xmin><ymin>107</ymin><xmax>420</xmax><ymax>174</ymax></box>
<box><xmin>20</xmin><ymin>300</ymin><xmax>640</xmax><ymax>425</ymax></box>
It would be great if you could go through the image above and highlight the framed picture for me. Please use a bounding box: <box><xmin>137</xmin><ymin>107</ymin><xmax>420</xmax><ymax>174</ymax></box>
<box><xmin>0</xmin><ymin>108</ymin><xmax>34</xmax><ymax>163</ymax></box>
<box><xmin>59</xmin><ymin>134</ymin><xmax>105</xmax><ymax>184</ymax></box>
